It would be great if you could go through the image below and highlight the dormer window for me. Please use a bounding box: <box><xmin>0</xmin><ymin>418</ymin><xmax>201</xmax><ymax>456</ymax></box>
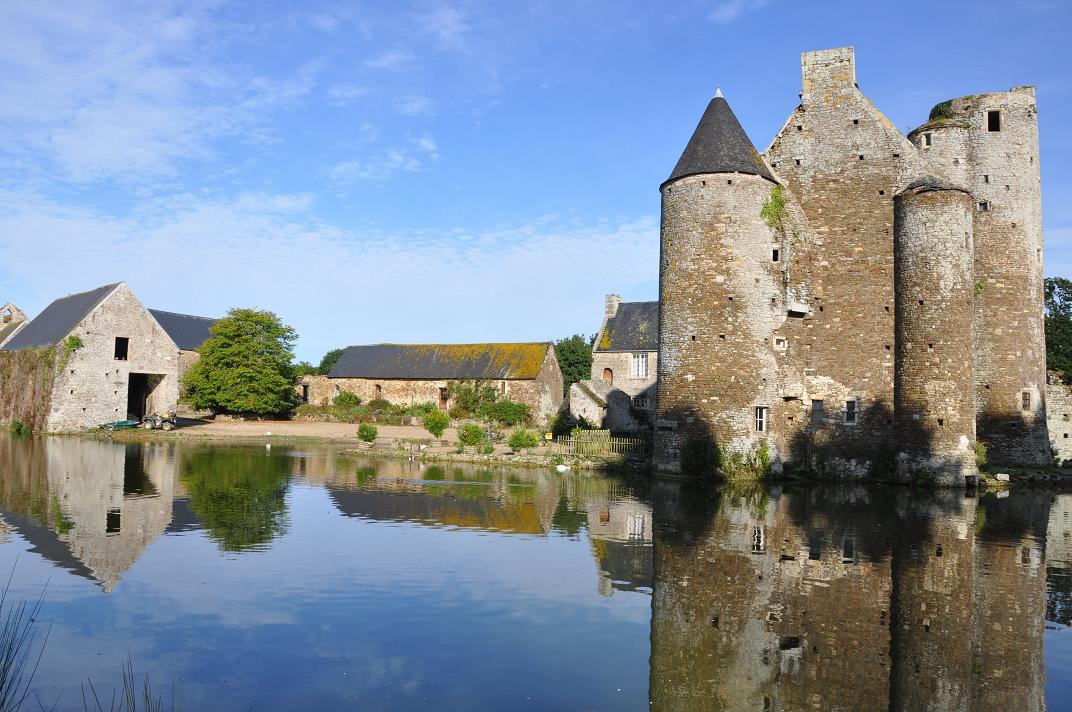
<box><xmin>986</xmin><ymin>109</ymin><xmax>1001</xmax><ymax>132</ymax></box>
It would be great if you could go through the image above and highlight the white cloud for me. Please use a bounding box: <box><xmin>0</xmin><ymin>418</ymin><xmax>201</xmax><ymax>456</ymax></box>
<box><xmin>364</xmin><ymin>49</ymin><xmax>416</xmax><ymax>71</ymax></box>
<box><xmin>709</xmin><ymin>0</ymin><xmax>771</xmax><ymax>24</ymax></box>
<box><xmin>0</xmin><ymin>1</ymin><xmax>318</xmax><ymax>183</ymax></box>
<box><xmin>416</xmin><ymin>4</ymin><xmax>472</xmax><ymax>51</ymax></box>
<box><xmin>329</xmin><ymin>135</ymin><xmax>441</xmax><ymax>182</ymax></box>
<box><xmin>396</xmin><ymin>95</ymin><xmax>435</xmax><ymax>116</ymax></box>
<box><xmin>0</xmin><ymin>190</ymin><xmax>659</xmax><ymax>360</ymax></box>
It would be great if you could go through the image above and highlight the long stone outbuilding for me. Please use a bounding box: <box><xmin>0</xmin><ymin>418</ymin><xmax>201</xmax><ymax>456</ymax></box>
<box><xmin>653</xmin><ymin>46</ymin><xmax>1049</xmax><ymax>483</ymax></box>
<box><xmin>0</xmin><ymin>283</ymin><xmax>217</xmax><ymax>432</ymax></box>
<box><xmin>300</xmin><ymin>342</ymin><xmax>564</xmax><ymax>425</ymax></box>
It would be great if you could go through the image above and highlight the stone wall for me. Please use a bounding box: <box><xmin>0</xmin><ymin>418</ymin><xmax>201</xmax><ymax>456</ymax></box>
<box><xmin>0</xmin><ymin>347</ymin><xmax>57</xmax><ymax>432</ymax></box>
<box><xmin>893</xmin><ymin>182</ymin><xmax>978</xmax><ymax>485</ymax></box>
<box><xmin>47</xmin><ymin>284</ymin><xmax>179</xmax><ymax>432</ymax></box>
<box><xmin>1049</xmin><ymin>376</ymin><xmax>1072</xmax><ymax>464</ymax></box>
<box><xmin>300</xmin><ymin>346</ymin><xmax>564</xmax><ymax>425</ymax></box>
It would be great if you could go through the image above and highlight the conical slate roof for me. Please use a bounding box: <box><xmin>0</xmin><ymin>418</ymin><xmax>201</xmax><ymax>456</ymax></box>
<box><xmin>665</xmin><ymin>92</ymin><xmax>775</xmax><ymax>186</ymax></box>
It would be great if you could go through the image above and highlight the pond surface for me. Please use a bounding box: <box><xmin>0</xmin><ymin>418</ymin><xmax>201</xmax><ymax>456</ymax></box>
<box><xmin>0</xmin><ymin>435</ymin><xmax>1067</xmax><ymax>710</ymax></box>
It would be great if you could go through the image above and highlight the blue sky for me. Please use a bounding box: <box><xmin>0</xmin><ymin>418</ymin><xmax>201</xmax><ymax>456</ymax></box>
<box><xmin>0</xmin><ymin>0</ymin><xmax>1069</xmax><ymax>362</ymax></box>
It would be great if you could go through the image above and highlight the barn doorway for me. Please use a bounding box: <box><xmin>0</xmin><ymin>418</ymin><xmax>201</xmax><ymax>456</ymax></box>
<box><xmin>126</xmin><ymin>373</ymin><xmax>164</xmax><ymax>420</ymax></box>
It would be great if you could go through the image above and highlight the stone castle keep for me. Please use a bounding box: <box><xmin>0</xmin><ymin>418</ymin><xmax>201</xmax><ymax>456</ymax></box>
<box><xmin>653</xmin><ymin>47</ymin><xmax>1047</xmax><ymax>484</ymax></box>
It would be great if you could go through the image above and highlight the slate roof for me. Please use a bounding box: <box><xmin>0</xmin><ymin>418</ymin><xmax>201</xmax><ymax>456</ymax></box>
<box><xmin>149</xmin><ymin>310</ymin><xmax>218</xmax><ymax>351</ymax></box>
<box><xmin>2</xmin><ymin>283</ymin><xmax>119</xmax><ymax>351</ymax></box>
<box><xmin>596</xmin><ymin>301</ymin><xmax>659</xmax><ymax>352</ymax></box>
<box><xmin>328</xmin><ymin>343</ymin><xmax>551</xmax><ymax>380</ymax></box>
<box><xmin>665</xmin><ymin>94</ymin><xmax>776</xmax><ymax>186</ymax></box>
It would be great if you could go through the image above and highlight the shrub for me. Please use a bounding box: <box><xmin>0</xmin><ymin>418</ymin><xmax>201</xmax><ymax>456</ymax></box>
<box><xmin>459</xmin><ymin>423</ymin><xmax>485</xmax><ymax>447</ymax></box>
<box><xmin>423</xmin><ymin>410</ymin><xmax>450</xmax><ymax>439</ymax></box>
<box><xmin>358</xmin><ymin>423</ymin><xmax>378</xmax><ymax>442</ymax></box>
<box><xmin>334</xmin><ymin>391</ymin><xmax>361</xmax><ymax>407</ymax></box>
<box><xmin>9</xmin><ymin>420</ymin><xmax>30</xmax><ymax>437</ymax></box>
<box><xmin>367</xmin><ymin>399</ymin><xmax>394</xmax><ymax>413</ymax></box>
<box><xmin>404</xmin><ymin>402</ymin><xmax>438</xmax><ymax>417</ymax></box>
<box><xmin>444</xmin><ymin>380</ymin><xmax>498</xmax><ymax>416</ymax></box>
<box><xmin>481</xmin><ymin>443</ymin><xmax>495</xmax><ymax>455</ymax></box>
<box><xmin>974</xmin><ymin>441</ymin><xmax>988</xmax><ymax>468</ymax></box>
<box><xmin>482</xmin><ymin>399</ymin><xmax>530</xmax><ymax>427</ymax></box>
<box><xmin>508</xmin><ymin>428</ymin><xmax>541</xmax><ymax>451</ymax></box>
<box><xmin>448</xmin><ymin>406</ymin><xmax>467</xmax><ymax>420</ymax></box>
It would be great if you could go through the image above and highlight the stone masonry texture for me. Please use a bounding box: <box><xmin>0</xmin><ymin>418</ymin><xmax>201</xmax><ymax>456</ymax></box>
<box><xmin>652</xmin><ymin>46</ymin><xmax>1050</xmax><ymax>482</ymax></box>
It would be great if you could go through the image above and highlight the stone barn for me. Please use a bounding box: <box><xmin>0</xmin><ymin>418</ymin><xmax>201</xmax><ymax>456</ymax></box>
<box><xmin>570</xmin><ymin>294</ymin><xmax>658</xmax><ymax>433</ymax></box>
<box><xmin>1</xmin><ymin>283</ymin><xmax>216</xmax><ymax>432</ymax></box>
<box><xmin>300</xmin><ymin>342</ymin><xmax>564</xmax><ymax>425</ymax></box>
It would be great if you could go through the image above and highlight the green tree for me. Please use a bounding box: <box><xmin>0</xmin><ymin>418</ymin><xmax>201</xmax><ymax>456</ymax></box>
<box><xmin>1046</xmin><ymin>277</ymin><xmax>1072</xmax><ymax>376</ymax></box>
<box><xmin>554</xmin><ymin>334</ymin><xmax>594</xmax><ymax>396</ymax></box>
<box><xmin>293</xmin><ymin>361</ymin><xmax>317</xmax><ymax>377</ymax></box>
<box><xmin>423</xmin><ymin>410</ymin><xmax>450</xmax><ymax>439</ymax></box>
<box><xmin>318</xmin><ymin>348</ymin><xmax>345</xmax><ymax>375</ymax></box>
<box><xmin>183</xmin><ymin>308</ymin><xmax>298</xmax><ymax>414</ymax></box>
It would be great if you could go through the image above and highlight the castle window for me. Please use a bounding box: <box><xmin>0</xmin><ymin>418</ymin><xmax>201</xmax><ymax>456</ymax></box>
<box><xmin>774</xmin><ymin>337</ymin><xmax>787</xmax><ymax>352</ymax></box>
<box><xmin>983</xmin><ymin>174</ymin><xmax>990</xmax><ymax>183</ymax></box>
<box><xmin>978</xmin><ymin>201</ymin><xmax>990</xmax><ymax>212</ymax></box>
<box><xmin>113</xmin><ymin>337</ymin><xmax>129</xmax><ymax>361</ymax></box>
<box><xmin>106</xmin><ymin>508</ymin><xmax>121</xmax><ymax>535</ymax></box>
<box><xmin>632</xmin><ymin>353</ymin><xmax>649</xmax><ymax>379</ymax></box>
<box><xmin>602</xmin><ymin>368</ymin><xmax>613</xmax><ymax>385</ymax></box>
<box><xmin>987</xmin><ymin>109</ymin><xmax>1001</xmax><ymax>132</ymax></box>
<box><xmin>858</xmin><ymin>154</ymin><xmax>864</xmax><ymax>160</ymax></box>
<box><xmin>923</xmin><ymin>133</ymin><xmax>932</xmax><ymax>148</ymax></box>
<box><xmin>755</xmin><ymin>406</ymin><xmax>768</xmax><ymax>433</ymax></box>
<box><xmin>794</xmin><ymin>158</ymin><xmax>802</xmax><ymax>166</ymax></box>
<box><xmin>811</xmin><ymin>400</ymin><xmax>825</xmax><ymax>423</ymax></box>
<box><xmin>842</xmin><ymin>535</ymin><xmax>856</xmax><ymax>563</ymax></box>
<box><xmin>772</xmin><ymin>248</ymin><xmax>780</xmax><ymax>262</ymax></box>
<box><xmin>374</xmin><ymin>384</ymin><xmax>382</xmax><ymax>399</ymax></box>
<box><xmin>853</xmin><ymin>118</ymin><xmax>859</xmax><ymax>125</ymax></box>
<box><xmin>632</xmin><ymin>394</ymin><xmax>650</xmax><ymax>409</ymax></box>
<box><xmin>796</xmin><ymin>125</ymin><xmax>802</xmax><ymax>131</ymax></box>
<box><xmin>1022</xmin><ymin>390</ymin><xmax>1032</xmax><ymax>411</ymax></box>
<box><xmin>845</xmin><ymin>400</ymin><xmax>857</xmax><ymax>424</ymax></box>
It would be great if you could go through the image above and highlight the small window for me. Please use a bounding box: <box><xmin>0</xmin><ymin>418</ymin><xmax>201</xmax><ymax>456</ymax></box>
<box><xmin>796</xmin><ymin>125</ymin><xmax>802</xmax><ymax>131</ymax></box>
<box><xmin>106</xmin><ymin>508</ymin><xmax>122</xmax><ymax>534</ymax></box>
<box><xmin>852</xmin><ymin>118</ymin><xmax>859</xmax><ymax>125</ymax></box>
<box><xmin>772</xmin><ymin>248</ymin><xmax>780</xmax><ymax>262</ymax></box>
<box><xmin>1022</xmin><ymin>390</ymin><xmax>1032</xmax><ymax>411</ymax></box>
<box><xmin>986</xmin><ymin>109</ymin><xmax>1001</xmax><ymax>132</ymax></box>
<box><xmin>374</xmin><ymin>384</ymin><xmax>382</xmax><ymax>399</ymax></box>
<box><xmin>845</xmin><ymin>400</ymin><xmax>857</xmax><ymax>424</ymax></box>
<box><xmin>755</xmin><ymin>406</ymin><xmax>769</xmax><ymax>433</ymax></box>
<box><xmin>774</xmin><ymin>337</ymin><xmax>787</xmax><ymax>352</ymax></box>
<box><xmin>602</xmin><ymin>368</ymin><xmax>613</xmax><ymax>384</ymax></box>
<box><xmin>114</xmin><ymin>337</ymin><xmax>129</xmax><ymax>361</ymax></box>
<box><xmin>794</xmin><ymin>158</ymin><xmax>801</xmax><ymax>166</ymax></box>
<box><xmin>632</xmin><ymin>353</ymin><xmax>649</xmax><ymax>379</ymax></box>
<box><xmin>632</xmin><ymin>394</ymin><xmax>650</xmax><ymax>409</ymax></box>
<box><xmin>811</xmin><ymin>400</ymin><xmax>825</xmax><ymax>423</ymax></box>
<box><xmin>842</xmin><ymin>536</ymin><xmax>856</xmax><ymax>563</ymax></box>
<box><xmin>923</xmin><ymin>133</ymin><xmax>932</xmax><ymax>147</ymax></box>
<box><xmin>983</xmin><ymin>174</ymin><xmax>990</xmax><ymax>184</ymax></box>
<box><xmin>978</xmin><ymin>201</ymin><xmax>990</xmax><ymax>212</ymax></box>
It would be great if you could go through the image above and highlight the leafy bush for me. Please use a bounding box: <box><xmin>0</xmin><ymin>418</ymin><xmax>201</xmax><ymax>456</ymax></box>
<box><xmin>482</xmin><ymin>399</ymin><xmax>530</xmax><ymax>427</ymax></box>
<box><xmin>448</xmin><ymin>406</ymin><xmax>467</xmax><ymax>420</ymax></box>
<box><xmin>423</xmin><ymin>411</ymin><xmax>450</xmax><ymax>439</ymax></box>
<box><xmin>444</xmin><ymin>380</ymin><xmax>498</xmax><ymax>416</ymax></box>
<box><xmin>366</xmin><ymin>399</ymin><xmax>394</xmax><ymax>413</ymax></box>
<box><xmin>459</xmin><ymin>423</ymin><xmax>485</xmax><ymax>447</ymax></box>
<box><xmin>481</xmin><ymin>443</ymin><xmax>495</xmax><ymax>455</ymax></box>
<box><xmin>358</xmin><ymin>423</ymin><xmax>378</xmax><ymax>442</ymax></box>
<box><xmin>334</xmin><ymin>391</ymin><xmax>361</xmax><ymax>407</ymax></box>
<box><xmin>9</xmin><ymin>420</ymin><xmax>30</xmax><ymax>437</ymax></box>
<box><xmin>404</xmin><ymin>402</ymin><xmax>438</xmax><ymax>417</ymax></box>
<box><xmin>974</xmin><ymin>441</ymin><xmax>988</xmax><ymax>468</ymax></box>
<box><xmin>508</xmin><ymin>428</ymin><xmax>541</xmax><ymax>451</ymax></box>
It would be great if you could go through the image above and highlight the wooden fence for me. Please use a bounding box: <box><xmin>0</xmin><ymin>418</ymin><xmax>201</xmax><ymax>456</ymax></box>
<box><xmin>552</xmin><ymin>432</ymin><xmax>652</xmax><ymax>458</ymax></box>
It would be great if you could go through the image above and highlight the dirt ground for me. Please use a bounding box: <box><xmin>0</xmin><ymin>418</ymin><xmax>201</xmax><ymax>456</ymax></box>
<box><xmin>169</xmin><ymin>418</ymin><xmax>460</xmax><ymax>443</ymax></box>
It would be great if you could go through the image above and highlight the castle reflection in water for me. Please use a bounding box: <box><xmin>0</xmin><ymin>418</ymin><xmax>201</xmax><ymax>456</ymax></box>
<box><xmin>0</xmin><ymin>435</ymin><xmax>1065</xmax><ymax>709</ymax></box>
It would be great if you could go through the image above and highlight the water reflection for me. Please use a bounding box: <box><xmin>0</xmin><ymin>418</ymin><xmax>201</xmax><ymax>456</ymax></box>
<box><xmin>650</xmin><ymin>481</ymin><xmax>1051</xmax><ymax>711</ymax></box>
<box><xmin>0</xmin><ymin>436</ymin><xmax>1067</xmax><ymax>709</ymax></box>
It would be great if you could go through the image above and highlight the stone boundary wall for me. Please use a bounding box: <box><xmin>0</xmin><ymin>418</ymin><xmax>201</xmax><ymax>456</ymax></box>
<box><xmin>0</xmin><ymin>347</ymin><xmax>57</xmax><ymax>432</ymax></box>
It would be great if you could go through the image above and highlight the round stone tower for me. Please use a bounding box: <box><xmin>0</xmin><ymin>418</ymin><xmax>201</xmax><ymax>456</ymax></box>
<box><xmin>893</xmin><ymin>177</ymin><xmax>977</xmax><ymax>485</ymax></box>
<box><xmin>909</xmin><ymin>88</ymin><xmax>1049</xmax><ymax>466</ymax></box>
<box><xmin>653</xmin><ymin>91</ymin><xmax>783</xmax><ymax>475</ymax></box>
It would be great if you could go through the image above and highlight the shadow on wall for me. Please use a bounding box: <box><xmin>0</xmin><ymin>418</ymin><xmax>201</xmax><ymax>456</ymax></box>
<box><xmin>976</xmin><ymin>407</ymin><xmax>1052</xmax><ymax>467</ymax></box>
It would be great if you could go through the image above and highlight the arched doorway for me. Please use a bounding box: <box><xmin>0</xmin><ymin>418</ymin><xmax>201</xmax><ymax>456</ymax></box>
<box><xmin>602</xmin><ymin>368</ymin><xmax>613</xmax><ymax>385</ymax></box>
<box><xmin>374</xmin><ymin>384</ymin><xmax>383</xmax><ymax>400</ymax></box>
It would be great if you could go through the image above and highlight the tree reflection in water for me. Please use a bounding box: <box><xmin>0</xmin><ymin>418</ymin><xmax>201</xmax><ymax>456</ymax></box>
<box><xmin>179</xmin><ymin>447</ymin><xmax>291</xmax><ymax>552</ymax></box>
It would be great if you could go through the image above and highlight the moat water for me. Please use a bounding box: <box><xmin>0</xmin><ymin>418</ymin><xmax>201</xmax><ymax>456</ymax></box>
<box><xmin>0</xmin><ymin>435</ymin><xmax>1067</xmax><ymax>710</ymax></box>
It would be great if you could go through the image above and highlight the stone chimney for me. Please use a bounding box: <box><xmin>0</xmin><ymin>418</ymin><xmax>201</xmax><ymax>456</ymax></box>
<box><xmin>605</xmin><ymin>294</ymin><xmax>622</xmax><ymax>318</ymax></box>
<box><xmin>801</xmin><ymin>46</ymin><xmax>856</xmax><ymax>104</ymax></box>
